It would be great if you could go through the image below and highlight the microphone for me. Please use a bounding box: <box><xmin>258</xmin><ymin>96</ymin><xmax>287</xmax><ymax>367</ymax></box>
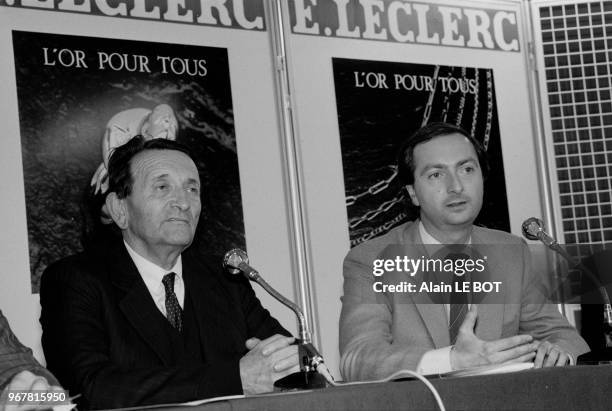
<box><xmin>223</xmin><ymin>248</ymin><xmax>262</xmax><ymax>281</ymax></box>
<box><xmin>223</xmin><ymin>249</ymin><xmax>332</xmax><ymax>388</ymax></box>
<box><xmin>521</xmin><ymin>217</ymin><xmax>612</xmax><ymax>331</ymax></box>
<box><xmin>522</xmin><ymin>217</ymin><xmax>558</xmax><ymax>249</ymax></box>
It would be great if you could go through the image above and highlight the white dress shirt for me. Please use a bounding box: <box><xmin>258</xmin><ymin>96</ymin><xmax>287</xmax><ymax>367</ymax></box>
<box><xmin>124</xmin><ymin>241</ymin><xmax>185</xmax><ymax>317</ymax></box>
<box><xmin>416</xmin><ymin>222</ymin><xmax>470</xmax><ymax>375</ymax></box>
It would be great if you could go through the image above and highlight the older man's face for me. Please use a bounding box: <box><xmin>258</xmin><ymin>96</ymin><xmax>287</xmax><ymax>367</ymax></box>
<box><xmin>407</xmin><ymin>133</ymin><xmax>483</xmax><ymax>235</ymax></box>
<box><xmin>122</xmin><ymin>149</ymin><xmax>201</xmax><ymax>257</ymax></box>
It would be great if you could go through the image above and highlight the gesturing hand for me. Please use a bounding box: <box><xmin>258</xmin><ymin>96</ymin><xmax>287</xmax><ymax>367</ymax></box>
<box><xmin>239</xmin><ymin>334</ymin><xmax>300</xmax><ymax>395</ymax></box>
<box><xmin>450</xmin><ymin>306</ymin><xmax>539</xmax><ymax>371</ymax></box>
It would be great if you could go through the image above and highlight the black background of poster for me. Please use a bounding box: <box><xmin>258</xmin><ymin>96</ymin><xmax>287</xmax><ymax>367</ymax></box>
<box><xmin>12</xmin><ymin>31</ymin><xmax>244</xmax><ymax>292</ymax></box>
<box><xmin>333</xmin><ymin>57</ymin><xmax>509</xmax><ymax>247</ymax></box>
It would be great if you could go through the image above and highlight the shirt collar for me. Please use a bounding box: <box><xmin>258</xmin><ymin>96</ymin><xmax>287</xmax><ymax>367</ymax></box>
<box><xmin>418</xmin><ymin>220</ymin><xmax>441</xmax><ymax>245</ymax></box>
<box><xmin>123</xmin><ymin>240</ymin><xmax>183</xmax><ymax>290</ymax></box>
<box><xmin>418</xmin><ymin>220</ymin><xmax>473</xmax><ymax>245</ymax></box>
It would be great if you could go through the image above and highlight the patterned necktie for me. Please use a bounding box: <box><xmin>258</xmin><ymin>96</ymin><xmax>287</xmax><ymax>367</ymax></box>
<box><xmin>162</xmin><ymin>272</ymin><xmax>183</xmax><ymax>332</ymax></box>
<box><xmin>447</xmin><ymin>253</ymin><xmax>469</xmax><ymax>344</ymax></box>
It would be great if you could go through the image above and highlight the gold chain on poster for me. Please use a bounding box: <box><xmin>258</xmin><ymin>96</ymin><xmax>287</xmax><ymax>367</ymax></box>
<box><xmin>421</xmin><ymin>65</ymin><xmax>440</xmax><ymax>126</ymax></box>
<box><xmin>455</xmin><ymin>67</ymin><xmax>468</xmax><ymax>126</ymax></box>
<box><xmin>348</xmin><ymin>194</ymin><xmax>405</xmax><ymax>229</ymax></box>
<box><xmin>483</xmin><ymin>69</ymin><xmax>494</xmax><ymax>150</ymax></box>
<box><xmin>351</xmin><ymin>212</ymin><xmax>408</xmax><ymax>247</ymax></box>
<box><xmin>441</xmin><ymin>68</ymin><xmax>453</xmax><ymax>122</ymax></box>
<box><xmin>345</xmin><ymin>166</ymin><xmax>398</xmax><ymax>207</ymax></box>
<box><xmin>470</xmin><ymin>69</ymin><xmax>480</xmax><ymax>138</ymax></box>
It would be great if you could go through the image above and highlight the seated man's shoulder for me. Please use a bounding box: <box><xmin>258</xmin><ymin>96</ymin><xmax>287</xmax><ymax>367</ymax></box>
<box><xmin>44</xmin><ymin>251</ymin><xmax>87</xmax><ymax>274</ymax></box>
<box><xmin>183</xmin><ymin>249</ymin><xmax>249</xmax><ymax>292</ymax></box>
<box><xmin>183</xmin><ymin>249</ymin><xmax>221</xmax><ymax>277</ymax></box>
<box><xmin>42</xmin><ymin>249</ymin><xmax>109</xmax><ymax>288</ymax></box>
<box><xmin>473</xmin><ymin>225</ymin><xmax>525</xmax><ymax>245</ymax></box>
<box><xmin>345</xmin><ymin>221</ymin><xmax>415</xmax><ymax>265</ymax></box>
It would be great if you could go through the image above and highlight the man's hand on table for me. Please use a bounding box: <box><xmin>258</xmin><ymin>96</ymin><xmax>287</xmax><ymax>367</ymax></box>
<box><xmin>239</xmin><ymin>334</ymin><xmax>300</xmax><ymax>395</ymax></box>
<box><xmin>533</xmin><ymin>341</ymin><xmax>571</xmax><ymax>367</ymax></box>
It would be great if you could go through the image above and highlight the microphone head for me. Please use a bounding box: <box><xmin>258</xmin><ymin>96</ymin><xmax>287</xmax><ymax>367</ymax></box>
<box><xmin>223</xmin><ymin>249</ymin><xmax>249</xmax><ymax>275</ymax></box>
<box><xmin>522</xmin><ymin>217</ymin><xmax>544</xmax><ymax>241</ymax></box>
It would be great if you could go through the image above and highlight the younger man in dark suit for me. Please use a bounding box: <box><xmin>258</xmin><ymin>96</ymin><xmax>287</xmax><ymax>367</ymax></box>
<box><xmin>41</xmin><ymin>137</ymin><xmax>298</xmax><ymax>409</ymax></box>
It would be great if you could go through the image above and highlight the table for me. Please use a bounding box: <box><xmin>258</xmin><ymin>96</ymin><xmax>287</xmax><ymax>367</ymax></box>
<box><xmin>123</xmin><ymin>365</ymin><xmax>612</xmax><ymax>411</ymax></box>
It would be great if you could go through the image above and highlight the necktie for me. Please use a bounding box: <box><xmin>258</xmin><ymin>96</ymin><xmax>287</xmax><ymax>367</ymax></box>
<box><xmin>162</xmin><ymin>272</ymin><xmax>183</xmax><ymax>332</ymax></box>
<box><xmin>447</xmin><ymin>253</ymin><xmax>469</xmax><ymax>344</ymax></box>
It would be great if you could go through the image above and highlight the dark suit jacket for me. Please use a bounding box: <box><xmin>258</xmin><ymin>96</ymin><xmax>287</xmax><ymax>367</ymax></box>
<box><xmin>580</xmin><ymin>249</ymin><xmax>612</xmax><ymax>352</ymax></box>
<box><xmin>0</xmin><ymin>310</ymin><xmax>59</xmax><ymax>391</ymax></box>
<box><xmin>40</xmin><ymin>241</ymin><xmax>289</xmax><ymax>409</ymax></box>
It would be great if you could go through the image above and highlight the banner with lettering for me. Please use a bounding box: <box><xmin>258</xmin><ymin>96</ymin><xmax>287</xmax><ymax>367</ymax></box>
<box><xmin>0</xmin><ymin>0</ymin><xmax>265</xmax><ymax>31</ymax></box>
<box><xmin>289</xmin><ymin>0</ymin><xmax>520</xmax><ymax>51</ymax></box>
<box><xmin>12</xmin><ymin>30</ymin><xmax>244</xmax><ymax>292</ymax></box>
<box><xmin>333</xmin><ymin>57</ymin><xmax>510</xmax><ymax>247</ymax></box>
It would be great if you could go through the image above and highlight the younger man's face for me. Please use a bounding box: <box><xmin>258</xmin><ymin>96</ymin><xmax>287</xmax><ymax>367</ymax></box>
<box><xmin>407</xmin><ymin>133</ymin><xmax>484</xmax><ymax>235</ymax></box>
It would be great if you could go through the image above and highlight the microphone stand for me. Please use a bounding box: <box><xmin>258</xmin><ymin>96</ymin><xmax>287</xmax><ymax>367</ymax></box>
<box><xmin>522</xmin><ymin>218</ymin><xmax>612</xmax><ymax>362</ymax></box>
<box><xmin>561</xmin><ymin>253</ymin><xmax>612</xmax><ymax>363</ymax></box>
<box><xmin>223</xmin><ymin>250</ymin><xmax>331</xmax><ymax>389</ymax></box>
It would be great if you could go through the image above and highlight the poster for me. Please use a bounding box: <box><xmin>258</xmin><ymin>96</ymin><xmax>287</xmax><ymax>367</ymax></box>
<box><xmin>333</xmin><ymin>57</ymin><xmax>509</xmax><ymax>247</ymax></box>
<box><xmin>12</xmin><ymin>31</ymin><xmax>244</xmax><ymax>292</ymax></box>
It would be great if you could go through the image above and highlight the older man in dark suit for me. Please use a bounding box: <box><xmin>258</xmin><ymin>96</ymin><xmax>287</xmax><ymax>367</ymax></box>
<box><xmin>40</xmin><ymin>137</ymin><xmax>298</xmax><ymax>409</ymax></box>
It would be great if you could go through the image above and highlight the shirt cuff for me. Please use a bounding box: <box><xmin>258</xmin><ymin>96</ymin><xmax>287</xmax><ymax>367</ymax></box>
<box><xmin>416</xmin><ymin>346</ymin><xmax>453</xmax><ymax>375</ymax></box>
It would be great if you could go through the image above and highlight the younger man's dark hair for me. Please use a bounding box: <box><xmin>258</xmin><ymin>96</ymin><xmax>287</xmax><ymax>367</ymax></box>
<box><xmin>397</xmin><ymin>122</ymin><xmax>489</xmax><ymax>186</ymax></box>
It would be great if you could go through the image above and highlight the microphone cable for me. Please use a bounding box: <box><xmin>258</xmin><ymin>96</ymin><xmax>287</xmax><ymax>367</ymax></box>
<box><xmin>323</xmin><ymin>369</ymin><xmax>446</xmax><ymax>411</ymax></box>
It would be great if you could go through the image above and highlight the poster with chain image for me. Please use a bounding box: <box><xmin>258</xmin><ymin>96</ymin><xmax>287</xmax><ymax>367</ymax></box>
<box><xmin>332</xmin><ymin>58</ymin><xmax>509</xmax><ymax>247</ymax></box>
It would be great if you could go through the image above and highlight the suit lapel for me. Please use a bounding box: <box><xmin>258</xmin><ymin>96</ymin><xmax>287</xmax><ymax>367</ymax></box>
<box><xmin>471</xmin><ymin>229</ymin><xmax>504</xmax><ymax>341</ymax></box>
<box><xmin>108</xmin><ymin>242</ymin><xmax>175</xmax><ymax>365</ymax></box>
<box><xmin>475</xmin><ymin>304</ymin><xmax>503</xmax><ymax>341</ymax></box>
<box><xmin>403</xmin><ymin>222</ymin><xmax>451</xmax><ymax>348</ymax></box>
<box><xmin>412</xmin><ymin>290</ymin><xmax>451</xmax><ymax>347</ymax></box>
<box><xmin>182</xmin><ymin>256</ymin><xmax>245</xmax><ymax>356</ymax></box>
